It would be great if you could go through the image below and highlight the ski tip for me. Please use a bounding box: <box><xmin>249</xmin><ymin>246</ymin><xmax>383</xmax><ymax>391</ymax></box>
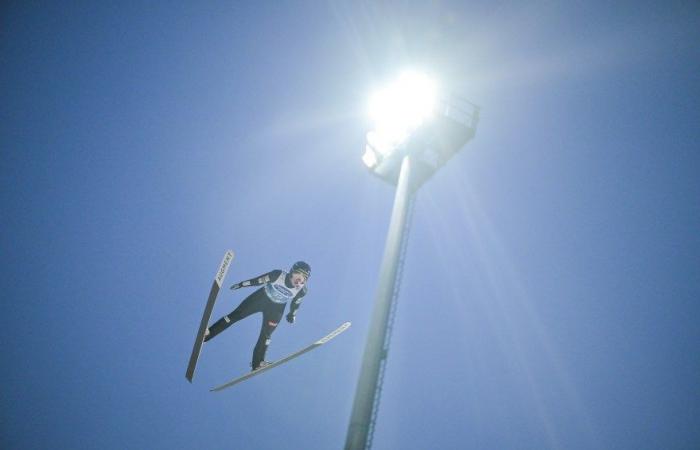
<box><xmin>315</xmin><ymin>321</ymin><xmax>352</xmax><ymax>345</ymax></box>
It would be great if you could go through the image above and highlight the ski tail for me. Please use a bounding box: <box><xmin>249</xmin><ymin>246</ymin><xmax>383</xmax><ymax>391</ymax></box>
<box><xmin>186</xmin><ymin>250</ymin><xmax>235</xmax><ymax>382</ymax></box>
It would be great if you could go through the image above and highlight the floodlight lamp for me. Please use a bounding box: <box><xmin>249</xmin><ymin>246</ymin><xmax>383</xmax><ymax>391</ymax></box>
<box><xmin>362</xmin><ymin>145</ymin><xmax>379</xmax><ymax>168</ymax></box>
<box><xmin>368</xmin><ymin>71</ymin><xmax>437</xmax><ymax>136</ymax></box>
<box><xmin>366</xmin><ymin>130</ymin><xmax>401</xmax><ymax>156</ymax></box>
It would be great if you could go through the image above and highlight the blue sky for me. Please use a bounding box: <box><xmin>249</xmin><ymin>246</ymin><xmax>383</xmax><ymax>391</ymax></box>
<box><xmin>1</xmin><ymin>1</ymin><xmax>699</xmax><ymax>449</ymax></box>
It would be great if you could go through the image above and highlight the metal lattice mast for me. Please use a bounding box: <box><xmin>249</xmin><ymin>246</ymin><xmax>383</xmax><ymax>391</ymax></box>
<box><xmin>365</xmin><ymin>191</ymin><xmax>415</xmax><ymax>449</ymax></box>
<box><xmin>345</xmin><ymin>78</ymin><xmax>480</xmax><ymax>450</ymax></box>
<box><xmin>345</xmin><ymin>155</ymin><xmax>416</xmax><ymax>450</ymax></box>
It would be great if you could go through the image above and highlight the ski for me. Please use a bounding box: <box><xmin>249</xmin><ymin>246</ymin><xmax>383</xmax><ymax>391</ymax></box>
<box><xmin>210</xmin><ymin>321</ymin><xmax>351</xmax><ymax>392</ymax></box>
<box><xmin>186</xmin><ymin>250</ymin><xmax>235</xmax><ymax>382</ymax></box>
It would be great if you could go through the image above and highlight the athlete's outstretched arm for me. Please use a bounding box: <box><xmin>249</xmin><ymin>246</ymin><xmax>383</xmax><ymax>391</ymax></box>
<box><xmin>230</xmin><ymin>270</ymin><xmax>282</xmax><ymax>290</ymax></box>
<box><xmin>286</xmin><ymin>287</ymin><xmax>307</xmax><ymax>323</ymax></box>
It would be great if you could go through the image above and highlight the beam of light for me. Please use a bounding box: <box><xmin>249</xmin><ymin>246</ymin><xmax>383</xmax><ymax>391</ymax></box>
<box><xmin>421</xmin><ymin>187</ymin><xmax>565</xmax><ymax>446</ymax></box>
<box><xmin>422</xmin><ymin>174</ymin><xmax>600</xmax><ymax>449</ymax></box>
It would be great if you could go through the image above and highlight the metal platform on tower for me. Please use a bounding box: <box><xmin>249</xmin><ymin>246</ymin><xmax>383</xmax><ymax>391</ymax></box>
<box><xmin>362</xmin><ymin>94</ymin><xmax>480</xmax><ymax>190</ymax></box>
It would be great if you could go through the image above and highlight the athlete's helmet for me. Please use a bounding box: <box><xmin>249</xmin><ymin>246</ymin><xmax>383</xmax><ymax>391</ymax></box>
<box><xmin>291</xmin><ymin>261</ymin><xmax>311</xmax><ymax>278</ymax></box>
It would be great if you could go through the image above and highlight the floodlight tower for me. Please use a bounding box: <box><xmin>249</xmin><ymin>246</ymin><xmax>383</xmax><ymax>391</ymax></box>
<box><xmin>344</xmin><ymin>72</ymin><xmax>480</xmax><ymax>450</ymax></box>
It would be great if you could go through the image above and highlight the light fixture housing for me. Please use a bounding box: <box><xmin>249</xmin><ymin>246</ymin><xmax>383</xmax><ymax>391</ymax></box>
<box><xmin>363</xmin><ymin>72</ymin><xmax>480</xmax><ymax>189</ymax></box>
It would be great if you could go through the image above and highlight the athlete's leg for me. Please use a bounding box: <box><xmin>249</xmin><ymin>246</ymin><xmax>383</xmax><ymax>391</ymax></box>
<box><xmin>251</xmin><ymin>301</ymin><xmax>286</xmax><ymax>369</ymax></box>
<box><xmin>205</xmin><ymin>289</ymin><xmax>266</xmax><ymax>341</ymax></box>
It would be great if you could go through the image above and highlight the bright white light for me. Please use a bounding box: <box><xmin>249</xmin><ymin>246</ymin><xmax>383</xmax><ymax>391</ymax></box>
<box><xmin>366</xmin><ymin>131</ymin><xmax>397</xmax><ymax>156</ymax></box>
<box><xmin>362</xmin><ymin>145</ymin><xmax>378</xmax><ymax>168</ymax></box>
<box><xmin>368</xmin><ymin>71</ymin><xmax>437</xmax><ymax>137</ymax></box>
<box><xmin>362</xmin><ymin>71</ymin><xmax>438</xmax><ymax>165</ymax></box>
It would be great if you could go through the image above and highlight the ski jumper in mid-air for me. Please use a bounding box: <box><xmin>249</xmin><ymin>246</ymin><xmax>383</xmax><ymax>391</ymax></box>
<box><xmin>204</xmin><ymin>261</ymin><xmax>310</xmax><ymax>370</ymax></box>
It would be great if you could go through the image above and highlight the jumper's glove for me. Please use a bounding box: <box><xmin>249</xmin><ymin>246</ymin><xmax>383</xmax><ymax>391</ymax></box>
<box><xmin>231</xmin><ymin>280</ymin><xmax>251</xmax><ymax>290</ymax></box>
<box><xmin>286</xmin><ymin>312</ymin><xmax>296</xmax><ymax>324</ymax></box>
